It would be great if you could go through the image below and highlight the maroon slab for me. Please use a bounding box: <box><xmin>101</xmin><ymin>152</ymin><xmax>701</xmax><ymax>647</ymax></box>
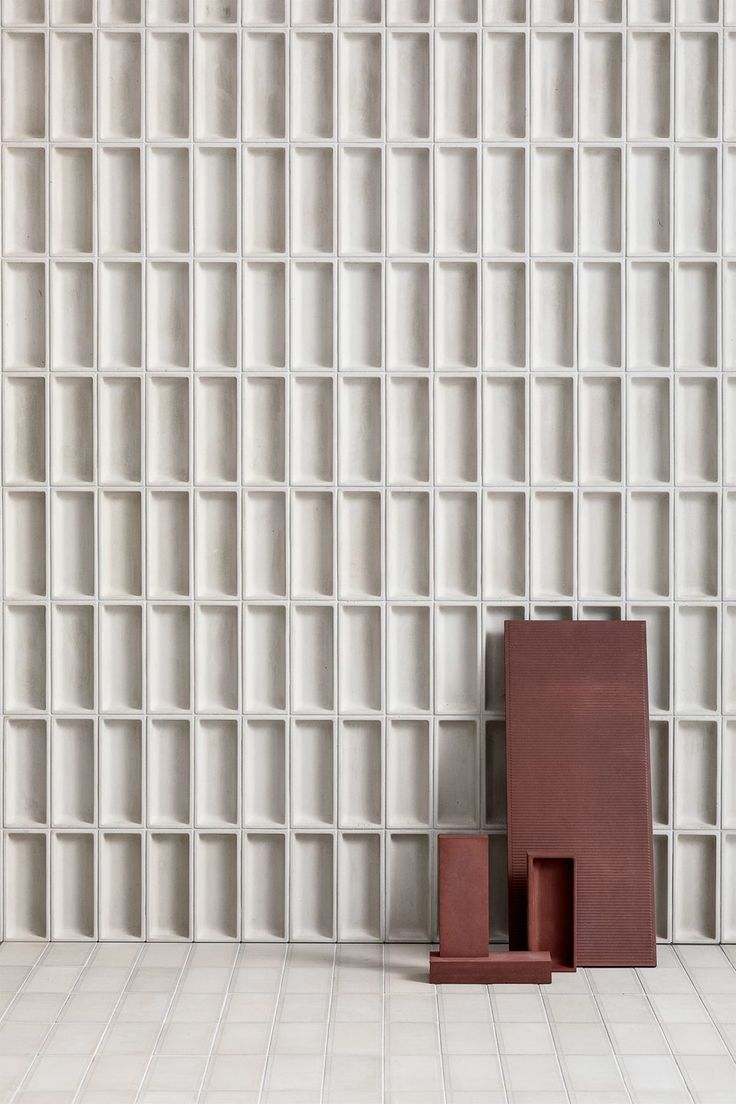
<box><xmin>527</xmin><ymin>852</ymin><xmax>576</xmax><ymax>971</ymax></box>
<box><xmin>429</xmin><ymin>950</ymin><xmax>552</xmax><ymax>984</ymax></box>
<box><xmin>438</xmin><ymin>835</ymin><xmax>489</xmax><ymax>959</ymax></box>
<box><xmin>505</xmin><ymin>620</ymin><xmax>656</xmax><ymax>967</ymax></box>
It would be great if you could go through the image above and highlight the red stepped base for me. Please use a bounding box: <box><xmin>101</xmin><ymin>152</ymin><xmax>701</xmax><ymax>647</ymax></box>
<box><xmin>429</xmin><ymin>950</ymin><xmax>553</xmax><ymax>985</ymax></box>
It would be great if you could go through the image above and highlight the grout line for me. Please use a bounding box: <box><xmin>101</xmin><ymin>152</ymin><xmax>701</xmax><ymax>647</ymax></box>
<box><xmin>192</xmin><ymin>944</ymin><xmax>242</xmax><ymax>1103</ymax></box>
<box><xmin>131</xmin><ymin>943</ymin><xmax>195</xmax><ymax>1103</ymax></box>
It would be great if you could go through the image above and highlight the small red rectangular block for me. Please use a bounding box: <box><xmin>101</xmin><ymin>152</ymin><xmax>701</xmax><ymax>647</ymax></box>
<box><xmin>429</xmin><ymin>950</ymin><xmax>553</xmax><ymax>985</ymax></box>
<box><xmin>438</xmin><ymin>835</ymin><xmax>489</xmax><ymax>960</ymax></box>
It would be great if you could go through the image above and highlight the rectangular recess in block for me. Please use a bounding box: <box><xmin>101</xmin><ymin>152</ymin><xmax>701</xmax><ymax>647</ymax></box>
<box><xmin>52</xmin><ymin>749</ymin><xmax>95</xmax><ymax>859</ymax></box>
<box><xmin>579</xmin><ymin>377</ymin><xmax>621</xmax><ymax>484</ymax></box>
<box><xmin>387</xmin><ymin>491</ymin><xmax>429</xmax><ymax>599</ymax></box>
<box><xmin>628</xmin><ymin>32</ymin><xmax>670</xmax><ymax>139</ymax></box>
<box><xmin>147</xmin><ymin>378</ymin><xmax>189</xmax><ymax>484</ymax></box>
<box><xmin>628</xmin><ymin>377</ymin><xmax>670</xmax><ymax>484</ymax></box>
<box><xmin>99</xmin><ymin>719</ymin><xmax>143</xmax><ymax>827</ymax></box>
<box><xmin>674</xmin><ymin>833</ymin><xmax>716</xmax><ymax>941</ymax></box>
<box><xmin>436</xmin><ymin>491</ymin><xmax>477</xmax><ymax>598</ymax></box>
<box><xmin>149</xmin><ymin>0</ymin><xmax>189</xmax><ymax>21</ymax></box>
<box><xmin>148</xmin><ymin>492</ymin><xmax>190</xmax><ymax>598</ymax></box>
<box><xmin>292</xmin><ymin>147</ymin><xmax>334</xmax><ymax>255</ymax></box>
<box><xmin>676</xmin><ymin>604</ymin><xmax>717</xmax><ymax>713</ymax></box>
<box><xmin>727</xmin><ymin>497</ymin><xmax>736</xmax><ymax>599</ymax></box>
<box><xmin>195</xmin><ymin>834</ymin><xmax>238</xmax><ymax>940</ymax></box>
<box><xmin>99</xmin><ymin>32</ymin><xmax>141</xmax><ymax>140</ymax></box>
<box><xmin>147</xmin><ymin>147</ymin><xmax>189</xmax><ymax>255</ymax></box>
<box><xmin>387</xmin><ymin>32</ymin><xmax>430</xmax><ymax>139</ymax></box>
<box><xmin>436</xmin><ymin>263</ymin><xmax>478</xmax><ymax>370</ymax></box>
<box><xmin>292</xmin><ymin>605</ymin><xmax>334</xmax><ymax>713</ymax></box>
<box><xmin>484</xmin><ymin>492</ymin><xmax>526</xmax><ymax>599</ymax></box>
<box><xmin>2</xmin><ymin>33</ymin><xmax>46</xmax><ymax>140</ymax></box>
<box><xmin>579</xmin><ymin>492</ymin><xmax>622</xmax><ymax>599</ymax></box>
<box><xmin>628</xmin><ymin>262</ymin><xmax>670</xmax><ymax>369</ymax></box>
<box><xmin>3</xmin><ymin>375</ymin><xmax>46</xmax><ymax>483</ymax></box>
<box><xmin>436</xmin><ymin>605</ymin><xmax>479</xmax><ymax>713</ymax></box>
<box><xmin>339</xmin><ymin>491</ymin><xmax>381</xmax><ymax>599</ymax></box>
<box><xmin>531</xmin><ymin>32</ymin><xmax>573</xmax><ymax>139</ymax></box>
<box><xmin>435</xmin><ymin>377</ymin><xmax>477</xmax><ymax>484</ymax></box>
<box><xmin>3</xmin><ymin>147</ymin><xmax>45</xmax><ymax>255</ymax></box>
<box><xmin>725</xmin><ymin>722</ymin><xmax>736</xmax><ymax>828</ymax></box>
<box><xmin>339</xmin><ymin>32</ymin><xmax>382</xmax><ymax>140</ymax></box>
<box><xmin>339</xmin><ymin>605</ymin><xmax>381</xmax><ymax>712</ymax></box>
<box><xmin>243</xmin><ymin>263</ymin><xmax>286</xmax><ymax>370</ymax></box>
<box><xmin>147</xmin><ymin>263</ymin><xmax>190</xmax><ymax>369</ymax></box>
<box><xmin>388</xmin><ymin>0</ymin><xmax>430</xmax><ymax>19</ymax></box>
<box><xmin>244</xmin><ymin>605</ymin><xmax>286</xmax><ymax>712</ymax></box>
<box><xmin>676</xmin><ymin>262</ymin><xmax>717</xmax><ymax>370</ymax></box>
<box><xmin>5</xmin><ymin>605</ymin><xmax>46</xmax><ymax>711</ymax></box>
<box><xmin>579</xmin><ymin>262</ymin><xmax>622</xmax><ymax>370</ymax></box>
<box><xmin>483</xmin><ymin>148</ymin><xmax>525</xmax><ymax>254</ymax></box>
<box><xmin>653</xmin><ymin>833</ymin><xmax>669</xmax><ymax>941</ymax></box>
<box><xmin>4</xmin><ymin>833</ymin><xmax>47</xmax><ymax>939</ymax></box>
<box><xmin>483</xmin><ymin>377</ymin><xmax>525</xmax><ymax>484</ymax></box>
<box><xmin>4</xmin><ymin>491</ymin><xmax>46</xmax><ymax>599</ymax></box>
<box><xmin>339</xmin><ymin>721</ymin><xmax>382</xmax><ymax>829</ymax></box>
<box><xmin>676</xmin><ymin>492</ymin><xmax>718</xmax><ymax>598</ymax></box>
<box><xmin>196</xmin><ymin>720</ymin><xmax>238</xmax><ymax>827</ymax></box>
<box><xmin>340</xmin><ymin>150</ymin><xmax>382</xmax><ymax>256</ymax></box>
<box><xmin>243</xmin><ymin>491</ymin><xmax>286</xmax><ymax>599</ymax></box>
<box><xmin>195</xmin><ymin>605</ymin><xmax>239</xmax><ymax>713</ymax></box>
<box><xmin>387</xmin><ymin>833</ymin><xmax>430</xmax><ymax>940</ymax></box>
<box><xmin>244</xmin><ymin>833</ymin><xmax>286</xmax><ymax>939</ymax></box>
<box><xmin>292</xmin><ymin>720</ymin><xmax>334</xmax><ymax>827</ymax></box>
<box><xmin>630</xmin><ymin>604</ymin><xmax>670</xmax><ymax>713</ymax></box>
<box><xmin>3</xmin><ymin>263</ymin><xmax>46</xmax><ymax>370</ymax></box>
<box><xmin>243</xmin><ymin>32</ymin><xmax>286</xmax><ymax>138</ymax></box>
<box><xmin>291</xmin><ymin>491</ymin><xmax>333</xmax><ymax>598</ymax></box>
<box><xmin>291</xmin><ymin>32</ymin><xmax>334</xmax><ymax>140</ymax></box>
<box><xmin>723</xmin><ymin>834</ymin><xmax>736</xmax><ymax>943</ymax></box>
<box><xmin>51</xmin><ymin>604</ymin><xmax>94</xmax><ymax>712</ymax></box>
<box><xmin>531</xmin><ymin>263</ymin><xmax>574</xmax><ymax>369</ymax></box>
<box><xmin>195</xmin><ymin>264</ymin><xmax>238</xmax><ymax>370</ymax></box>
<box><xmin>387</xmin><ymin>605</ymin><xmax>431</xmax><ymax>712</ymax></box>
<box><xmin>244</xmin><ymin>377</ymin><xmax>284</xmax><ymax>481</ymax></box>
<box><xmin>291</xmin><ymin>376</ymin><xmax>333</xmax><ymax>483</ymax></box>
<box><xmin>675</xmin><ymin>720</ymin><xmax>717</xmax><ymax>828</ymax></box>
<box><xmin>675</xmin><ymin>148</ymin><xmax>716</xmax><ymax>254</ymax></box>
<box><xmin>485</xmin><ymin>720</ymin><xmax>507</xmax><ymax>827</ymax></box>
<box><xmin>677</xmin><ymin>32</ymin><xmax>717</xmax><ymax>139</ymax></box>
<box><xmin>195</xmin><ymin>32</ymin><xmax>237</xmax><ymax>140</ymax></box>
<box><xmin>99</xmin><ymin>378</ymin><xmax>141</xmax><ymax>484</ymax></box>
<box><xmin>50</xmin><ymin>148</ymin><xmax>92</xmax><ymax>255</ymax></box>
<box><xmin>5</xmin><ymin>718</ymin><xmax>47</xmax><ymax>827</ymax></box>
<box><xmin>531</xmin><ymin>377</ymin><xmax>573</xmax><ymax>484</ymax></box>
<box><xmin>99</xmin><ymin>605</ymin><xmax>143</xmax><ymax>712</ymax></box>
<box><xmin>291</xmin><ymin>833</ymin><xmax>334</xmax><ymax>940</ymax></box>
<box><xmin>51</xmin><ymin>491</ymin><xmax>93</xmax><ymax>599</ymax></box>
<box><xmin>100</xmin><ymin>834</ymin><xmax>142</xmax><ymax>940</ymax></box>
<box><xmin>675</xmin><ymin>377</ymin><xmax>718</xmax><ymax>484</ymax></box>
<box><xmin>339</xmin><ymin>377</ymin><xmax>381</xmax><ymax>483</ymax></box>
<box><xmin>650</xmin><ymin>720</ymin><xmax>670</xmax><ymax>828</ymax></box>
<box><xmin>436</xmin><ymin>720</ymin><xmax>479</xmax><ymax>828</ymax></box>
<box><xmin>148</xmin><ymin>605</ymin><xmax>191</xmax><ymax>712</ymax></box>
<box><xmin>100</xmin><ymin>491</ymin><xmax>142</xmax><ymax>598</ymax></box>
<box><xmin>387</xmin><ymin>376</ymin><xmax>429</xmax><ymax>483</ymax></box>
<box><xmin>485</xmin><ymin>605</ymin><xmax>524</xmax><ymax>710</ymax></box>
<box><xmin>148</xmin><ymin>833</ymin><xmax>190</xmax><ymax>939</ymax></box>
<box><xmin>531</xmin><ymin>147</ymin><xmax>573</xmax><ymax>254</ymax></box>
<box><xmin>99</xmin><ymin>262</ymin><xmax>142</xmax><ymax>368</ymax></box>
<box><xmin>291</xmin><ymin>263</ymin><xmax>334</xmax><ymax>369</ymax></box>
<box><xmin>195</xmin><ymin>148</ymin><xmax>236</xmax><ymax>254</ymax></box>
<box><xmin>99</xmin><ymin>149</ymin><xmax>141</xmax><ymax>253</ymax></box>
<box><xmin>195</xmin><ymin>377</ymin><xmax>237</xmax><ymax>484</ymax></box>
<box><xmin>386</xmin><ymin>720</ymin><xmax>430</xmax><ymax>828</ymax></box>
<box><xmin>578</xmin><ymin>150</ymin><xmax>621</xmax><ymax>258</ymax></box>
<box><xmin>342</xmin><ymin>0</ymin><xmax>382</xmax><ymax>19</ymax></box>
<box><xmin>436</xmin><ymin>32</ymin><xmax>478</xmax><ymax>139</ymax></box>
<box><xmin>628</xmin><ymin>492</ymin><xmax>670</xmax><ymax>599</ymax></box>
<box><xmin>580</xmin><ymin>33</ymin><xmax>622</xmax><ymax>139</ymax></box>
<box><xmin>338</xmin><ymin>833</ymin><xmax>381</xmax><ymax>941</ymax></box>
<box><xmin>51</xmin><ymin>262</ymin><xmax>94</xmax><ymax>368</ymax></box>
<box><xmin>387</xmin><ymin>263</ymin><xmax>430</xmax><ymax>370</ymax></box>
<box><xmin>50</xmin><ymin>33</ymin><xmax>93</xmax><ymax>139</ymax></box>
<box><xmin>243</xmin><ymin>149</ymin><xmax>286</xmax><ymax>254</ymax></box>
<box><xmin>244</xmin><ymin>720</ymin><xmax>286</xmax><ymax>828</ymax></box>
<box><xmin>436</xmin><ymin>147</ymin><xmax>478</xmax><ymax>255</ymax></box>
<box><xmin>387</xmin><ymin>147</ymin><xmax>430</xmax><ymax>255</ymax></box>
<box><xmin>531</xmin><ymin>492</ymin><xmax>574</xmax><ymax>599</ymax></box>
<box><xmin>340</xmin><ymin>263</ymin><xmax>382</xmax><ymax>370</ymax></box>
<box><xmin>628</xmin><ymin>147</ymin><xmax>670</xmax><ymax>255</ymax></box>
<box><xmin>52</xmin><ymin>832</ymin><xmax>94</xmax><ymax>939</ymax></box>
<box><xmin>483</xmin><ymin>32</ymin><xmax>525</xmax><ymax>139</ymax></box>
<box><xmin>148</xmin><ymin>720</ymin><xmax>191</xmax><ymax>827</ymax></box>
<box><xmin>147</xmin><ymin>33</ymin><xmax>189</xmax><ymax>139</ymax></box>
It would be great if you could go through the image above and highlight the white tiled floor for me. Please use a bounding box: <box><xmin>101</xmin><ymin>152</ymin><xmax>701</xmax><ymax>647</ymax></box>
<box><xmin>1</xmin><ymin>944</ymin><xmax>736</xmax><ymax>1103</ymax></box>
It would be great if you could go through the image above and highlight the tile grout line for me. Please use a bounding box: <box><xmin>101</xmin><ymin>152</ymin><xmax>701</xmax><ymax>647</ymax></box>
<box><xmin>254</xmin><ymin>944</ymin><xmax>289</xmax><ymax>1104</ymax></box>
<box><xmin>131</xmin><ymin>942</ymin><xmax>195</xmax><ymax>1103</ymax></box>
<box><xmin>192</xmin><ymin>944</ymin><xmax>243</xmax><ymax>1103</ymax></box>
